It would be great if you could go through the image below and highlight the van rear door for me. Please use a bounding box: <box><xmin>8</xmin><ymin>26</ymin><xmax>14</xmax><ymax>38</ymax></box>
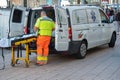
<box><xmin>54</xmin><ymin>6</ymin><xmax>69</xmax><ymax>51</ymax></box>
<box><xmin>9</xmin><ymin>6</ymin><xmax>26</xmax><ymax>37</ymax></box>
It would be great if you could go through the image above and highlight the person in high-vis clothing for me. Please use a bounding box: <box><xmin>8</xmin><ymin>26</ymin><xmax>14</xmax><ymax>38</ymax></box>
<box><xmin>34</xmin><ymin>11</ymin><xmax>55</xmax><ymax>65</ymax></box>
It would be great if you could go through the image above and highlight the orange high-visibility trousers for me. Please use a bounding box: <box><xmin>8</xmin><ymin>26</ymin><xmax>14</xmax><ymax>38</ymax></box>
<box><xmin>36</xmin><ymin>36</ymin><xmax>51</xmax><ymax>64</ymax></box>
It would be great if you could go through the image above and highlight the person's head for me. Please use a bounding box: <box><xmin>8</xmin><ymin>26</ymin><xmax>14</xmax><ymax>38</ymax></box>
<box><xmin>40</xmin><ymin>11</ymin><xmax>46</xmax><ymax>17</ymax></box>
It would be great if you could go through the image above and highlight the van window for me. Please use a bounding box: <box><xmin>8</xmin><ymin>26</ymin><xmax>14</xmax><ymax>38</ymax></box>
<box><xmin>47</xmin><ymin>10</ymin><xmax>55</xmax><ymax>21</ymax></box>
<box><xmin>12</xmin><ymin>9</ymin><xmax>22</xmax><ymax>23</ymax></box>
<box><xmin>56</xmin><ymin>8</ymin><xmax>67</xmax><ymax>25</ymax></box>
<box><xmin>87</xmin><ymin>9</ymin><xmax>100</xmax><ymax>23</ymax></box>
<box><xmin>72</xmin><ymin>9</ymin><xmax>87</xmax><ymax>24</ymax></box>
<box><xmin>30</xmin><ymin>10</ymin><xmax>41</xmax><ymax>33</ymax></box>
<box><xmin>99</xmin><ymin>9</ymin><xmax>109</xmax><ymax>23</ymax></box>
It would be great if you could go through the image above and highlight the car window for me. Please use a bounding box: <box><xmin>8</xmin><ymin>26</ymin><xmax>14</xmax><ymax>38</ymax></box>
<box><xmin>86</xmin><ymin>9</ymin><xmax>100</xmax><ymax>23</ymax></box>
<box><xmin>99</xmin><ymin>9</ymin><xmax>109</xmax><ymax>23</ymax></box>
<box><xmin>72</xmin><ymin>9</ymin><xmax>88</xmax><ymax>25</ymax></box>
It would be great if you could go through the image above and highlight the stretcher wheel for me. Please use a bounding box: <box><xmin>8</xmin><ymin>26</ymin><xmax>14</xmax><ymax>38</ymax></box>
<box><xmin>16</xmin><ymin>59</ymin><xmax>19</xmax><ymax>64</ymax></box>
<box><xmin>11</xmin><ymin>60</ymin><xmax>15</xmax><ymax>67</ymax></box>
<box><xmin>25</xmin><ymin>59</ymin><xmax>29</xmax><ymax>68</ymax></box>
<box><xmin>26</xmin><ymin>61</ymin><xmax>29</xmax><ymax>67</ymax></box>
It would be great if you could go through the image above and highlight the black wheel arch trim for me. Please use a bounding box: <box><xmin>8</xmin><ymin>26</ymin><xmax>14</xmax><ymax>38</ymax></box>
<box><xmin>68</xmin><ymin>39</ymin><xmax>88</xmax><ymax>54</ymax></box>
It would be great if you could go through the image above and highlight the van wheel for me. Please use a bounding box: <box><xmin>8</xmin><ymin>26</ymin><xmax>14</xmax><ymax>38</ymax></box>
<box><xmin>76</xmin><ymin>41</ymin><xmax>87</xmax><ymax>59</ymax></box>
<box><xmin>108</xmin><ymin>33</ymin><xmax>116</xmax><ymax>48</ymax></box>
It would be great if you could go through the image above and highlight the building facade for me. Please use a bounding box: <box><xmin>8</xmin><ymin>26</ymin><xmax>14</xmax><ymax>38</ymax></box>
<box><xmin>9</xmin><ymin>0</ymin><xmax>120</xmax><ymax>8</ymax></box>
<box><xmin>10</xmin><ymin>0</ymin><xmax>24</xmax><ymax>6</ymax></box>
<box><xmin>9</xmin><ymin>0</ymin><xmax>58</xmax><ymax>8</ymax></box>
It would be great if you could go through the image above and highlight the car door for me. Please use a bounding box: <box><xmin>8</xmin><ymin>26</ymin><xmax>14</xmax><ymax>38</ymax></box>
<box><xmin>54</xmin><ymin>6</ymin><xmax>69</xmax><ymax>51</ymax></box>
<box><xmin>99</xmin><ymin>9</ymin><xmax>112</xmax><ymax>43</ymax></box>
<box><xmin>9</xmin><ymin>6</ymin><xmax>26</xmax><ymax>37</ymax></box>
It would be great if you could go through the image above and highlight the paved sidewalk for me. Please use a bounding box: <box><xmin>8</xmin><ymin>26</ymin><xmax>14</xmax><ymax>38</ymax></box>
<box><xmin>0</xmin><ymin>35</ymin><xmax>120</xmax><ymax>80</ymax></box>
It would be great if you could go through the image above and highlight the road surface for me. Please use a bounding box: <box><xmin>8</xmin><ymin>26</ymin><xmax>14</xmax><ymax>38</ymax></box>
<box><xmin>0</xmin><ymin>35</ymin><xmax>120</xmax><ymax>80</ymax></box>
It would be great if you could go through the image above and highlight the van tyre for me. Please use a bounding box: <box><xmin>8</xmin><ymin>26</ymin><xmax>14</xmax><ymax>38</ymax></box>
<box><xmin>108</xmin><ymin>33</ymin><xmax>116</xmax><ymax>48</ymax></box>
<box><xmin>76</xmin><ymin>41</ymin><xmax>87</xmax><ymax>59</ymax></box>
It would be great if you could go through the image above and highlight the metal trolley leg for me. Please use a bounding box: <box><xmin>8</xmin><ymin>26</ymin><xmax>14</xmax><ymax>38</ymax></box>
<box><xmin>0</xmin><ymin>48</ymin><xmax>5</xmax><ymax>70</ymax></box>
<box><xmin>11</xmin><ymin>47</ymin><xmax>15</xmax><ymax>67</ymax></box>
<box><xmin>25</xmin><ymin>44</ymin><xmax>30</xmax><ymax>67</ymax></box>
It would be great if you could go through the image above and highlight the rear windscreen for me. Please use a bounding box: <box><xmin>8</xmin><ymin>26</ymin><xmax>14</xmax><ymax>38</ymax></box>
<box><xmin>12</xmin><ymin>9</ymin><xmax>22</xmax><ymax>23</ymax></box>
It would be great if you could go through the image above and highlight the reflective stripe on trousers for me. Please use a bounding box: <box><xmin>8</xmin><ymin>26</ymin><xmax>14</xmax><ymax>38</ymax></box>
<box><xmin>36</xmin><ymin>36</ymin><xmax>51</xmax><ymax>64</ymax></box>
<box><xmin>37</xmin><ymin>55</ymin><xmax>48</xmax><ymax>64</ymax></box>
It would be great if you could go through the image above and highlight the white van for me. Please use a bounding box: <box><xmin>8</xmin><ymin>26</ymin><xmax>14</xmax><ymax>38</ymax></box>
<box><xmin>2</xmin><ymin>5</ymin><xmax>116</xmax><ymax>58</ymax></box>
<box><xmin>23</xmin><ymin>5</ymin><xmax>117</xmax><ymax>59</ymax></box>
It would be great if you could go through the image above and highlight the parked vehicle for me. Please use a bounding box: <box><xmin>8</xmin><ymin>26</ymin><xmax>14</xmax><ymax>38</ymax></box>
<box><xmin>23</xmin><ymin>5</ymin><xmax>117</xmax><ymax>59</ymax></box>
<box><xmin>1</xmin><ymin>5</ymin><xmax>117</xmax><ymax>59</ymax></box>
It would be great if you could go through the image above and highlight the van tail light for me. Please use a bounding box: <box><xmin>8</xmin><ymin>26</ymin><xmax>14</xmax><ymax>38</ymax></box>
<box><xmin>24</xmin><ymin>26</ymin><xmax>28</xmax><ymax>34</ymax></box>
<box><xmin>68</xmin><ymin>27</ymin><xmax>72</xmax><ymax>39</ymax></box>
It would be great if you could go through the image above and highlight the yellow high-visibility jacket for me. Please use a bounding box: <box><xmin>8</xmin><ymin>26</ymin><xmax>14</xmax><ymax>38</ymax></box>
<box><xmin>34</xmin><ymin>16</ymin><xmax>55</xmax><ymax>36</ymax></box>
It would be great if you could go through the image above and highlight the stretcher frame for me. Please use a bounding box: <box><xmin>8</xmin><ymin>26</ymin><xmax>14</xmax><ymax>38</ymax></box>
<box><xmin>11</xmin><ymin>36</ymin><xmax>37</xmax><ymax>67</ymax></box>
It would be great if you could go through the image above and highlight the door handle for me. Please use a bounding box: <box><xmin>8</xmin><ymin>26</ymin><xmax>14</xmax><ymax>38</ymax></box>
<box><xmin>59</xmin><ymin>29</ymin><xmax>63</xmax><ymax>32</ymax></box>
<box><xmin>98</xmin><ymin>24</ymin><xmax>101</xmax><ymax>26</ymax></box>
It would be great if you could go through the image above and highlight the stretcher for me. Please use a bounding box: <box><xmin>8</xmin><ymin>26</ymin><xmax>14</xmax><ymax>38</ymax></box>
<box><xmin>11</xmin><ymin>35</ymin><xmax>37</xmax><ymax>67</ymax></box>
